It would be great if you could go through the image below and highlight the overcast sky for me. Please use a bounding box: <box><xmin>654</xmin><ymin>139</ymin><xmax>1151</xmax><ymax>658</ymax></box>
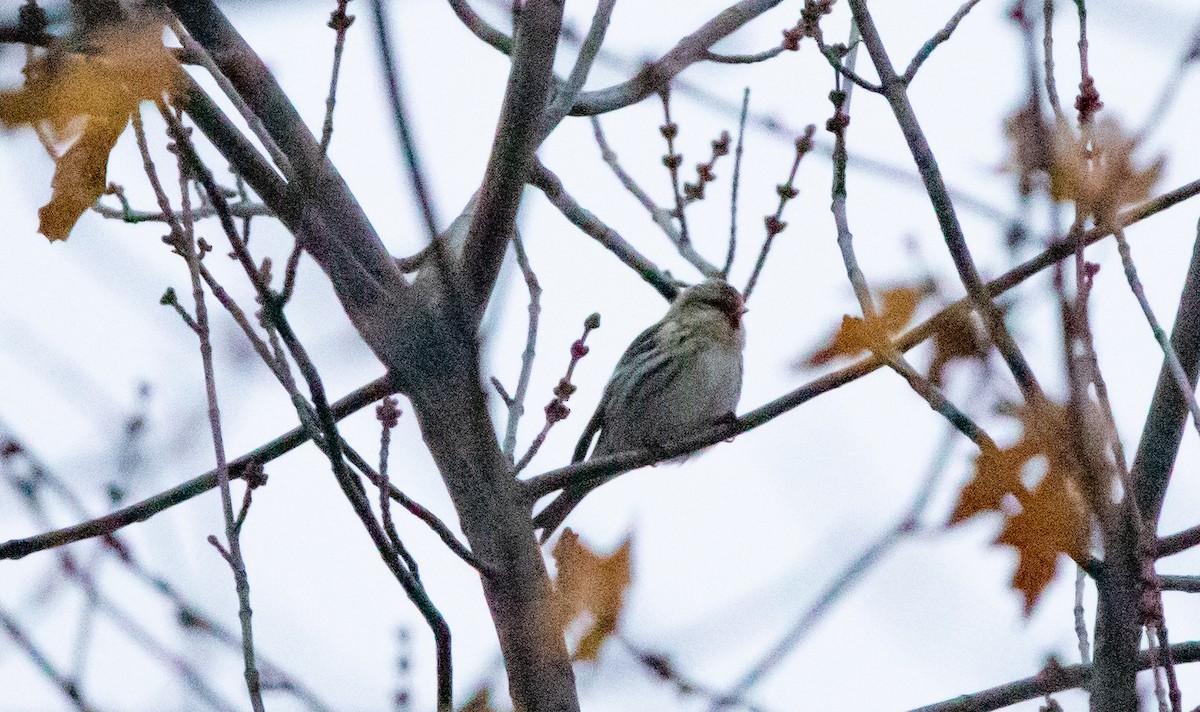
<box><xmin>3</xmin><ymin>1</ymin><xmax>1200</xmax><ymax>710</ymax></box>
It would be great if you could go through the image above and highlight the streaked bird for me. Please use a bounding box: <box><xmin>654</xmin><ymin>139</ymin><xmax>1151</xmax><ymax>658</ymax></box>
<box><xmin>532</xmin><ymin>278</ymin><xmax>746</xmax><ymax>541</ymax></box>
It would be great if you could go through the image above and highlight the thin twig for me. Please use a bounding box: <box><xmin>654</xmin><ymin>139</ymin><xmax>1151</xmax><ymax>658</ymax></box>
<box><xmin>514</xmin><ymin>315</ymin><xmax>599</xmax><ymax>473</ymax></box>
<box><xmin>709</xmin><ymin>423</ymin><xmax>961</xmax><ymax>711</ymax></box>
<box><xmin>901</xmin><ymin>0</ymin><xmax>985</xmax><ymax>84</ymax></box>
<box><xmin>376</xmin><ymin>397</ymin><xmax>420</xmax><ymax>580</ymax></box>
<box><xmin>162</xmin><ymin>102</ymin><xmax>454</xmax><ymax>711</ymax></box>
<box><xmin>158</xmin><ymin>101</ymin><xmax>267</xmax><ymax>712</ymax></box>
<box><xmin>370</xmin><ymin>0</ymin><xmax>439</xmax><ymax>241</ymax></box>
<box><xmin>538</xmin><ymin>0</ymin><xmax>616</xmax><ymax>141</ymax></box>
<box><xmin>743</xmin><ymin>125</ymin><xmax>815</xmax><ymax>300</ymax></box>
<box><xmin>528</xmin><ymin>160</ymin><xmax>679</xmax><ymax>300</ymax></box>
<box><xmin>320</xmin><ymin>0</ymin><xmax>354</xmax><ymax>153</ymax></box>
<box><xmin>723</xmin><ymin>87</ymin><xmax>749</xmax><ymax>277</ymax></box>
<box><xmin>1075</xmin><ymin>566</ymin><xmax>1091</xmax><ymax>663</ymax></box>
<box><xmin>824</xmin><ymin>50</ymin><xmax>990</xmax><ymax>448</ymax></box>
<box><xmin>659</xmin><ymin>90</ymin><xmax>694</xmax><ymax>254</ymax></box>
<box><xmin>168</xmin><ymin>17</ymin><xmax>293</xmax><ymax>179</ymax></box>
<box><xmin>93</xmin><ymin>199</ymin><xmax>271</xmax><ymax>223</ymax></box>
<box><xmin>1113</xmin><ymin>227</ymin><xmax>1200</xmax><ymax>439</ymax></box>
<box><xmin>502</xmin><ymin>233</ymin><xmax>542</xmax><ymax>462</ymax></box>
<box><xmin>590</xmin><ymin>116</ymin><xmax>720</xmax><ymax>277</ymax></box>
<box><xmin>848</xmin><ymin>0</ymin><xmax>1044</xmax><ymax>404</ymax></box>
<box><xmin>704</xmin><ymin>46</ymin><xmax>784</xmax><ymax>64</ymax></box>
<box><xmin>0</xmin><ymin>605</ymin><xmax>103</xmax><ymax>712</ymax></box>
<box><xmin>907</xmin><ymin>641</ymin><xmax>1200</xmax><ymax>712</ymax></box>
<box><xmin>1042</xmin><ymin>0</ymin><xmax>1066</xmax><ymax>121</ymax></box>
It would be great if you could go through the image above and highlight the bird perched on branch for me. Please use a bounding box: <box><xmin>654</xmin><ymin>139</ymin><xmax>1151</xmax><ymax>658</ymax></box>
<box><xmin>532</xmin><ymin>278</ymin><xmax>746</xmax><ymax>541</ymax></box>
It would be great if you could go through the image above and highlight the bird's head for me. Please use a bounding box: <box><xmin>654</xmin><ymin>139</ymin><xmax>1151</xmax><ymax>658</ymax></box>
<box><xmin>670</xmin><ymin>278</ymin><xmax>746</xmax><ymax>333</ymax></box>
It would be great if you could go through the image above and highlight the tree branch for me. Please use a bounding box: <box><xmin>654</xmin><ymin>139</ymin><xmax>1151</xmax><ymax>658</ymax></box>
<box><xmin>568</xmin><ymin>0</ymin><xmax>785</xmax><ymax>116</ymax></box>
<box><xmin>908</xmin><ymin>641</ymin><xmax>1200</xmax><ymax>712</ymax></box>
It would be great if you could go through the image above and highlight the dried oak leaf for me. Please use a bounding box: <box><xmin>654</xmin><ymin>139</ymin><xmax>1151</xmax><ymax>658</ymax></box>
<box><xmin>552</xmin><ymin>529</ymin><xmax>632</xmax><ymax>661</ymax></box>
<box><xmin>804</xmin><ymin>284</ymin><xmax>930</xmax><ymax>367</ymax></box>
<box><xmin>0</xmin><ymin>19</ymin><xmax>179</xmax><ymax>240</ymax></box>
<box><xmin>926</xmin><ymin>306</ymin><xmax>990</xmax><ymax>387</ymax></box>
<box><xmin>949</xmin><ymin>401</ymin><xmax>1090</xmax><ymax>614</ymax></box>
<box><xmin>996</xmin><ymin>463</ymin><xmax>1088</xmax><ymax>614</ymax></box>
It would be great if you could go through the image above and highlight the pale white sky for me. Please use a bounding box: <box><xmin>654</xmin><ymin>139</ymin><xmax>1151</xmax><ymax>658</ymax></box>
<box><xmin>3</xmin><ymin>1</ymin><xmax>1200</xmax><ymax>710</ymax></box>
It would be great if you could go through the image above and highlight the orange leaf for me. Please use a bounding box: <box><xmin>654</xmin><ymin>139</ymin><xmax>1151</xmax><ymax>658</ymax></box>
<box><xmin>948</xmin><ymin>400</ymin><xmax>1093</xmax><ymax>615</ymax></box>
<box><xmin>948</xmin><ymin>441</ymin><xmax>1029</xmax><ymax>525</ymax></box>
<box><xmin>0</xmin><ymin>17</ymin><xmax>179</xmax><ymax>240</ymax></box>
<box><xmin>38</xmin><ymin>112</ymin><xmax>127</xmax><ymax>241</ymax></box>
<box><xmin>926</xmin><ymin>307</ymin><xmax>989</xmax><ymax>387</ymax></box>
<box><xmin>803</xmin><ymin>284</ymin><xmax>931</xmax><ymax>367</ymax></box>
<box><xmin>994</xmin><ymin>467</ymin><xmax>1088</xmax><ymax>614</ymax></box>
<box><xmin>552</xmin><ymin>529</ymin><xmax>632</xmax><ymax>661</ymax></box>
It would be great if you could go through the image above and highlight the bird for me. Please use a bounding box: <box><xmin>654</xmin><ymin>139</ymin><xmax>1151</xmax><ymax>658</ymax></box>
<box><xmin>532</xmin><ymin>278</ymin><xmax>746</xmax><ymax>541</ymax></box>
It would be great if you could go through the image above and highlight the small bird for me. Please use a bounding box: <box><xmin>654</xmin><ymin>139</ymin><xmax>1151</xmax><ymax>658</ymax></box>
<box><xmin>532</xmin><ymin>278</ymin><xmax>746</xmax><ymax>541</ymax></box>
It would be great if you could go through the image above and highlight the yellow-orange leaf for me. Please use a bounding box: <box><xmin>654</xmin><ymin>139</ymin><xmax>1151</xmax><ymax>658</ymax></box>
<box><xmin>948</xmin><ymin>400</ymin><xmax>1093</xmax><ymax>615</ymax></box>
<box><xmin>552</xmin><ymin>529</ymin><xmax>632</xmax><ymax>661</ymax></box>
<box><xmin>948</xmin><ymin>440</ymin><xmax>1029</xmax><ymax>525</ymax></box>
<box><xmin>994</xmin><ymin>466</ymin><xmax>1089</xmax><ymax>614</ymax></box>
<box><xmin>38</xmin><ymin>112</ymin><xmax>127</xmax><ymax>241</ymax></box>
<box><xmin>0</xmin><ymin>17</ymin><xmax>179</xmax><ymax>240</ymax></box>
<box><xmin>804</xmin><ymin>285</ymin><xmax>930</xmax><ymax>367</ymax></box>
<box><xmin>926</xmin><ymin>307</ymin><xmax>989</xmax><ymax>386</ymax></box>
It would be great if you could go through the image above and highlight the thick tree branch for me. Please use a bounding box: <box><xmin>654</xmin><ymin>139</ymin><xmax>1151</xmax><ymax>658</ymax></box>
<box><xmin>458</xmin><ymin>0</ymin><xmax>563</xmax><ymax>321</ymax></box>
<box><xmin>166</xmin><ymin>0</ymin><xmax>413</xmax><ymax>335</ymax></box>
<box><xmin>909</xmin><ymin>641</ymin><xmax>1200</xmax><ymax>712</ymax></box>
<box><xmin>1130</xmin><ymin>217</ymin><xmax>1200</xmax><ymax>529</ymax></box>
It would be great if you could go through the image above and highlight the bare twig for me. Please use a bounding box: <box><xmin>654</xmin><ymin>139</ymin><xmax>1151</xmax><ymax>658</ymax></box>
<box><xmin>539</xmin><ymin>0</ymin><xmax>617</xmax><ymax>141</ymax></box>
<box><xmin>1112</xmin><ymin>227</ymin><xmax>1200</xmax><ymax>440</ymax></box>
<box><xmin>514</xmin><ymin>315</ymin><xmax>599</xmax><ymax>473</ymax></box>
<box><xmin>723</xmin><ymin>87</ymin><xmax>750</xmax><ymax>277</ymax></box>
<box><xmin>0</xmin><ymin>605</ymin><xmax>103</xmax><ymax>712</ymax></box>
<box><xmin>848</xmin><ymin>0</ymin><xmax>1044</xmax><ymax>404</ymax></box>
<box><xmin>92</xmin><ymin>199</ymin><xmax>272</xmax><ymax>223</ymax></box>
<box><xmin>1075</xmin><ymin>567</ymin><xmax>1091</xmax><ymax>663</ymax></box>
<box><xmin>168</xmin><ymin>17</ymin><xmax>293</xmax><ymax>179</ymax></box>
<box><xmin>157</xmin><ymin>102</ymin><xmax>267</xmax><ymax>712</ymax></box>
<box><xmin>709</xmin><ymin>424</ymin><xmax>961</xmax><ymax>711</ymax></box>
<box><xmin>704</xmin><ymin>46</ymin><xmax>784</xmax><ymax>64</ymax></box>
<box><xmin>528</xmin><ymin>160</ymin><xmax>679</xmax><ymax>301</ymax></box>
<box><xmin>743</xmin><ymin>125</ymin><xmax>815</xmax><ymax>300</ymax></box>
<box><xmin>590</xmin><ymin>116</ymin><xmax>719</xmax><ymax>277</ymax></box>
<box><xmin>502</xmin><ymin>233</ymin><xmax>542</xmax><ymax>462</ymax></box>
<box><xmin>569</xmin><ymin>0</ymin><xmax>786</xmax><ymax>116</ymax></box>
<box><xmin>1042</xmin><ymin>0</ymin><xmax>1066</xmax><ymax>121</ymax></box>
<box><xmin>907</xmin><ymin>641</ymin><xmax>1200</xmax><ymax>712</ymax></box>
<box><xmin>370</xmin><ymin>0</ymin><xmax>439</xmax><ymax>241</ymax></box>
<box><xmin>901</xmin><ymin>0</ymin><xmax>985</xmax><ymax>84</ymax></box>
<box><xmin>320</xmin><ymin>0</ymin><xmax>355</xmax><ymax>153</ymax></box>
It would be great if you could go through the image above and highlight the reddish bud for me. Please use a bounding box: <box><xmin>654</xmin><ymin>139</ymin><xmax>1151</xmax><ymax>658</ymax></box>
<box><xmin>546</xmin><ymin>401</ymin><xmax>570</xmax><ymax>423</ymax></box>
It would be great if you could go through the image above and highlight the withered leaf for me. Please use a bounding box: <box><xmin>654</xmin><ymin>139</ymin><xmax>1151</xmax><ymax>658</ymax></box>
<box><xmin>552</xmin><ymin>529</ymin><xmax>632</xmax><ymax>661</ymax></box>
